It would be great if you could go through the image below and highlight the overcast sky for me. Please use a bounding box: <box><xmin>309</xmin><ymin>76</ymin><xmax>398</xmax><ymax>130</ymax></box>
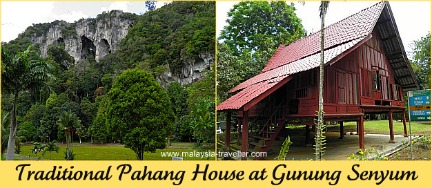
<box><xmin>1</xmin><ymin>1</ymin><xmax>167</xmax><ymax>42</ymax></box>
<box><xmin>217</xmin><ymin>1</ymin><xmax>430</xmax><ymax>55</ymax></box>
<box><xmin>2</xmin><ymin>1</ymin><xmax>430</xmax><ymax>55</ymax></box>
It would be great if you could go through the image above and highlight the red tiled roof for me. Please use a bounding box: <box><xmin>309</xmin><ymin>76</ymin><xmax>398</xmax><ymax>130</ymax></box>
<box><xmin>217</xmin><ymin>2</ymin><xmax>403</xmax><ymax>111</ymax></box>
<box><xmin>218</xmin><ymin>76</ymin><xmax>288</xmax><ymax>111</ymax></box>
<box><xmin>229</xmin><ymin>37</ymin><xmax>366</xmax><ymax>93</ymax></box>
<box><xmin>262</xmin><ymin>2</ymin><xmax>383</xmax><ymax>73</ymax></box>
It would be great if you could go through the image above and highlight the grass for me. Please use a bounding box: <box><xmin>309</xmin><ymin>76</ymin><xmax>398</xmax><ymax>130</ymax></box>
<box><xmin>343</xmin><ymin>120</ymin><xmax>430</xmax><ymax>135</ymax></box>
<box><xmin>15</xmin><ymin>142</ymin><xmax>214</xmax><ymax>160</ymax></box>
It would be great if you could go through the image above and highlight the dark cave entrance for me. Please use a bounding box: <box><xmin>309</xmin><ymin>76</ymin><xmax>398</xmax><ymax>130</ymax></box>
<box><xmin>81</xmin><ymin>35</ymin><xmax>96</xmax><ymax>60</ymax></box>
<box><xmin>57</xmin><ymin>37</ymin><xmax>65</xmax><ymax>47</ymax></box>
<box><xmin>99</xmin><ymin>39</ymin><xmax>111</xmax><ymax>57</ymax></box>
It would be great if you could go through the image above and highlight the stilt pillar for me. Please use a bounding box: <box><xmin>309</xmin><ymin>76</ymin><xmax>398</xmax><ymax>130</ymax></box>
<box><xmin>388</xmin><ymin>111</ymin><xmax>395</xmax><ymax>143</ymax></box>
<box><xmin>225</xmin><ymin>111</ymin><xmax>231</xmax><ymax>152</ymax></box>
<box><xmin>305</xmin><ymin>125</ymin><xmax>310</xmax><ymax>145</ymax></box>
<box><xmin>356</xmin><ymin>121</ymin><xmax>359</xmax><ymax>134</ymax></box>
<box><xmin>359</xmin><ymin>115</ymin><xmax>365</xmax><ymax>150</ymax></box>
<box><xmin>339</xmin><ymin>121</ymin><xmax>344</xmax><ymax>139</ymax></box>
<box><xmin>402</xmin><ymin>110</ymin><xmax>408</xmax><ymax>137</ymax></box>
<box><xmin>241</xmin><ymin>110</ymin><xmax>249</xmax><ymax>160</ymax></box>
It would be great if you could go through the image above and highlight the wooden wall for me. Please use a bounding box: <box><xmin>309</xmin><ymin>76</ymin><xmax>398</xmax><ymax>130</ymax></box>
<box><xmin>244</xmin><ymin>29</ymin><xmax>405</xmax><ymax>118</ymax></box>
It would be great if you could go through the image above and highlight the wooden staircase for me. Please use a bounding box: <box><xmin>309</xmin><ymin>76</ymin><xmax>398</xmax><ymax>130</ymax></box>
<box><xmin>248</xmin><ymin>99</ymin><xmax>286</xmax><ymax>158</ymax></box>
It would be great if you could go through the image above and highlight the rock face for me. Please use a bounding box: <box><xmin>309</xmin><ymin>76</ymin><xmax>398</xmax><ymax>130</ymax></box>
<box><xmin>31</xmin><ymin>10</ymin><xmax>135</xmax><ymax>63</ymax></box>
<box><xmin>27</xmin><ymin>10</ymin><xmax>213</xmax><ymax>85</ymax></box>
<box><xmin>157</xmin><ymin>52</ymin><xmax>214</xmax><ymax>85</ymax></box>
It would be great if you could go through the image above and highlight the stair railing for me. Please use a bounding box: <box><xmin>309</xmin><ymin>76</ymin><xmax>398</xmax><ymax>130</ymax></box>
<box><xmin>259</xmin><ymin>99</ymin><xmax>285</xmax><ymax>138</ymax></box>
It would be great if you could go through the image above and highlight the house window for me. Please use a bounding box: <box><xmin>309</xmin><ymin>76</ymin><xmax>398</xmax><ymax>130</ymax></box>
<box><xmin>296</xmin><ymin>88</ymin><xmax>308</xmax><ymax>98</ymax></box>
<box><xmin>393</xmin><ymin>85</ymin><xmax>399</xmax><ymax>101</ymax></box>
<box><xmin>372</xmin><ymin>70</ymin><xmax>381</xmax><ymax>91</ymax></box>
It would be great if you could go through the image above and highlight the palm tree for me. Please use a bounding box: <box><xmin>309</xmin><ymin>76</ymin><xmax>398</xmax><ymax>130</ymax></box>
<box><xmin>2</xmin><ymin>47</ymin><xmax>50</xmax><ymax>160</ymax></box>
<box><xmin>315</xmin><ymin>1</ymin><xmax>329</xmax><ymax>161</ymax></box>
<box><xmin>57</xmin><ymin>110</ymin><xmax>81</xmax><ymax>149</ymax></box>
<box><xmin>42</xmin><ymin>140</ymin><xmax>60</xmax><ymax>160</ymax></box>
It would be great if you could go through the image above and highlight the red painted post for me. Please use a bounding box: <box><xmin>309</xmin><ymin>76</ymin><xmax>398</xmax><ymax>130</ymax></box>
<box><xmin>225</xmin><ymin>111</ymin><xmax>231</xmax><ymax>151</ymax></box>
<box><xmin>402</xmin><ymin>110</ymin><xmax>408</xmax><ymax>137</ymax></box>
<box><xmin>241</xmin><ymin>110</ymin><xmax>249</xmax><ymax>160</ymax></box>
<box><xmin>359</xmin><ymin>115</ymin><xmax>365</xmax><ymax>150</ymax></box>
<box><xmin>388</xmin><ymin>111</ymin><xmax>395</xmax><ymax>143</ymax></box>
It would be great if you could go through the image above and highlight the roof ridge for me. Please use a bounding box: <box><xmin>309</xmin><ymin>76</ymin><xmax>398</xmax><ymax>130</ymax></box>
<box><xmin>261</xmin><ymin>1</ymin><xmax>385</xmax><ymax>73</ymax></box>
<box><xmin>285</xmin><ymin>2</ymin><xmax>384</xmax><ymax>49</ymax></box>
<box><xmin>307</xmin><ymin>1</ymin><xmax>384</xmax><ymax>41</ymax></box>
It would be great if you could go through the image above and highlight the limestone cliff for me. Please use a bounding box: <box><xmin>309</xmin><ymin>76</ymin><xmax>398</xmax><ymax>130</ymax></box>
<box><xmin>157</xmin><ymin>52</ymin><xmax>214</xmax><ymax>85</ymax></box>
<box><xmin>13</xmin><ymin>9</ymin><xmax>214</xmax><ymax>85</ymax></box>
<box><xmin>30</xmin><ymin>10</ymin><xmax>135</xmax><ymax>63</ymax></box>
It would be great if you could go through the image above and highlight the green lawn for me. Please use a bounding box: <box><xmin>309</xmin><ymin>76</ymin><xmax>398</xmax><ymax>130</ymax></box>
<box><xmin>15</xmin><ymin>142</ymin><xmax>214</xmax><ymax>160</ymax></box>
<box><xmin>344</xmin><ymin>120</ymin><xmax>430</xmax><ymax>135</ymax></box>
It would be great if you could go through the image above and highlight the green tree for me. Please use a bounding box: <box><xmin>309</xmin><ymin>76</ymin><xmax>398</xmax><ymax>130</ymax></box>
<box><xmin>217</xmin><ymin>42</ymin><xmax>260</xmax><ymax>101</ymax></box>
<box><xmin>189</xmin><ymin>97</ymin><xmax>215</xmax><ymax>145</ymax></box>
<box><xmin>75</xmin><ymin>124</ymin><xmax>86</xmax><ymax>144</ymax></box>
<box><xmin>42</xmin><ymin>140</ymin><xmax>59</xmax><ymax>160</ymax></box>
<box><xmin>220</xmin><ymin>1</ymin><xmax>305</xmax><ymax>59</ymax></box>
<box><xmin>91</xmin><ymin>95</ymin><xmax>110</xmax><ymax>144</ymax></box>
<box><xmin>218</xmin><ymin>2</ymin><xmax>305</xmax><ymax>98</ymax></box>
<box><xmin>79</xmin><ymin>98</ymin><xmax>96</xmax><ymax>127</ymax></box>
<box><xmin>2</xmin><ymin>46</ymin><xmax>50</xmax><ymax>160</ymax></box>
<box><xmin>42</xmin><ymin>92</ymin><xmax>75</xmax><ymax>142</ymax></box>
<box><xmin>57</xmin><ymin>110</ymin><xmax>81</xmax><ymax>152</ymax></box>
<box><xmin>186</xmin><ymin>67</ymin><xmax>215</xmax><ymax>144</ymax></box>
<box><xmin>167</xmin><ymin>82</ymin><xmax>189</xmax><ymax>118</ymax></box>
<box><xmin>23</xmin><ymin>103</ymin><xmax>47</xmax><ymax>140</ymax></box>
<box><xmin>17</xmin><ymin>121</ymin><xmax>37</xmax><ymax>142</ymax></box>
<box><xmin>315</xmin><ymin>1</ymin><xmax>330</xmax><ymax>161</ymax></box>
<box><xmin>167</xmin><ymin>82</ymin><xmax>191</xmax><ymax>141</ymax></box>
<box><xmin>119</xmin><ymin>2</ymin><xmax>215</xmax><ymax>75</ymax></box>
<box><xmin>106</xmin><ymin>69</ymin><xmax>175</xmax><ymax>160</ymax></box>
<box><xmin>411</xmin><ymin>33</ymin><xmax>431</xmax><ymax>89</ymax></box>
<box><xmin>47</xmin><ymin>43</ymin><xmax>75</xmax><ymax>70</ymax></box>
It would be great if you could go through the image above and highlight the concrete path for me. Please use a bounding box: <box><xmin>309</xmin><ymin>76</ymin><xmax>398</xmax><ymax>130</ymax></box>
<box><xmin>283</xmin><ymin>132</ymin><xmax>409</xmax><ymax>160</ymax></box>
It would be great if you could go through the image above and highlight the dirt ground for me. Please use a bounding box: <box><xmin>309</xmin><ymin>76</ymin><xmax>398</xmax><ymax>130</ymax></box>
<box><xmin>388</xmin><ymin>136</ymin><xmax>431</xmax><ymax>160</ymax></box>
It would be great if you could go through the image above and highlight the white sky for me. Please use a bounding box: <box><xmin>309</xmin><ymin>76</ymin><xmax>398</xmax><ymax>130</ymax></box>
<box><xmin>1</xmin><ymin>1</ymin><xmax>430</xmax><ymax>55</ymax></box>
<box><xmin>1</xmin><ymin>1</ymin><xmax>168</xmax><ymax>43</ymax></box>
<box><xmin>217</xmin><ymin>1</ymin><xmax>431</xmax><ymax>55</ymax></box>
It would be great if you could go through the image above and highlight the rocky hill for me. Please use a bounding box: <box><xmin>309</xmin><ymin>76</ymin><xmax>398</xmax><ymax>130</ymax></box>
<box><xmin>16</xmin><ymin>10</ymin><xmax>135</xmax><ymax>63</ymax></box>
<box><xmin>4</xmin><ymin>2</ymin><xmax>215</xmax><ymax>85</ymax></box>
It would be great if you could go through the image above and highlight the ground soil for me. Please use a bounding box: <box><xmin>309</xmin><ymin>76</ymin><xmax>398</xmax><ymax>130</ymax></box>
<box><xmin>388</xmin><ymin>142</ymin><xmax>431</xmax><ymax>160</ymax></box>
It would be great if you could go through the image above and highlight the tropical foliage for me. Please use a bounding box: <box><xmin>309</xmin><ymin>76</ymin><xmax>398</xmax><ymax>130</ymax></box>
<box><xmin>1</xmin><ymin>2</ymin><xmax>215</xmax><ymax>159</ymax></box>
<box><xmin>119</xmin><ymin>2</ymin><xmax>215</xmax><ymax>75</ymax></box>
<box><xmin>1</xmin><ymin>47</ymin><xmax>50</xmax><ymax>160</ymax></box>
<box><xmin>410</xmin><ymin>33</ymin><xmax>430</xmax><ymax>89</ymax></box>
<box><xmin>217</xmin><ymin>1</ymin><xmax>305</xmax><ymax>102</ymax></box>
<box><xmin>106</xmin><ymin>69</ymin><xmax>175</xmax><ymax>160</ymax></box>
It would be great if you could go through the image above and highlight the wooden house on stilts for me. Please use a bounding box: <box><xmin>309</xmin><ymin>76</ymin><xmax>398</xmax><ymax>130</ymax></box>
<box><xmin>217</xmin><ymin>2</ymin><xmax>419</xmax><ymax>159</ymax></box>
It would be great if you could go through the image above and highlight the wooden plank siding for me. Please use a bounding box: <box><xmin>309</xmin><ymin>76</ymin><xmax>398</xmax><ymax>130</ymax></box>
<box><xmin>283</xmin><ymin>29</ymin><xmax>404</xmax><ymax>117</ymax></box>
<box><xmin>239</xmin><ymin>30</ymin><xmax>405</xmax><ymax>118</ymax></box>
